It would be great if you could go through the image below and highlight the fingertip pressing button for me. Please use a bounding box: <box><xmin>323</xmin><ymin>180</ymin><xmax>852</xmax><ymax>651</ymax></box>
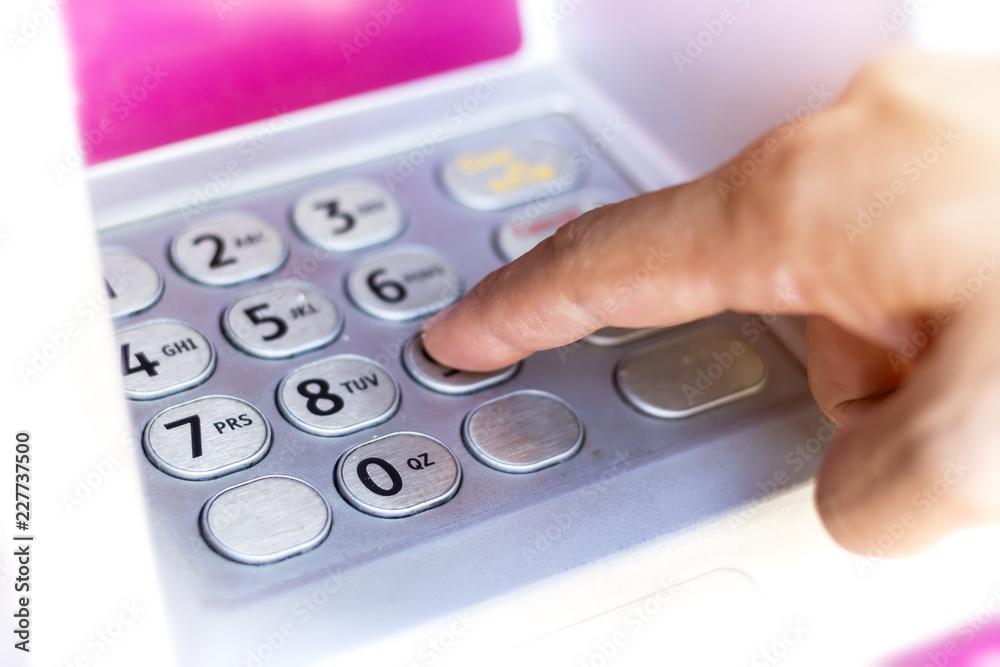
<box><xmin>615</xmin><ymin>330</ymin><xmax>767</xmax><ymax>419</ymax></box>
<box><xmin>402</xmin><ymin>333</ymin><xmax>519</xmax><ymax>395</ymax></box>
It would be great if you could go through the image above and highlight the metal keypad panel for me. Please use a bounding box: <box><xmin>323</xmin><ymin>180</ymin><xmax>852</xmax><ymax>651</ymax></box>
<box><xmin>144</xmin><ymin>395</ymin><xmax>271</xmax><ymax>480</ymax></box>
<box><xmin>277</xmin><ymin>355</ymin><xmax>399</xmax><ymax>437</ymax></box>
<box><xmin>293</xmin><ymin>183</ymin><xmax>405</xmax><ymax>252</ymax></box>
<box><xmin>201</xmin><ymin>476</ymin><xmax>331</xmax><ymax>565</ymax></box>
<box><xmin>346</xmin><ymin>246</ymin><xmax>461</xmax><ymax>321</ymax></box>
<box><xmin>223</xmin><ymin>282</ymin><xmax>343</xmax><ymax>359</ymax></box>
<box><xmin>616</xmin><ymin>331</ymin><xmax>768</xmax><ymax>419</ymax></box>
<box><xmin>335</xmin><ymin>432</ymin><xmax>461</xmax><ymax>518</ymax></box>
<box><xmin>441</xmin><ymin>140</ymin><xmax>586</xmax><ymax>210</ymax></box>
<box><xmin>463</xmin><ymin>390</ymin><xmax>584</xmax><ymax>473</ymax></box>
<box><xmin>102</xmin><ymin>248</ymin><xmax>164</xmax><ymax>318</ymax></box>
<box><xmin>98</xmin><ymin>116</ymin><xmax>812</xmax><ymax>597</ymax></box>
<box><xmin>116</xmin><ymin>319</ymin><xmax>215</xmax><ymax>400</ymax></box>
<box><xmin>171</xmin><ymin>215</ymin><xmax>288</xmax><ymax>286</ymax></box>
<box><xmin>402</xmin><ymin>333</ymin><xmax>519</xmax><ymax>395</ymax></box>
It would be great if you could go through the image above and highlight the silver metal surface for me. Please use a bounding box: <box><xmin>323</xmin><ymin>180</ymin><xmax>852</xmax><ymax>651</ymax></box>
<box><xmin>401</xmin><ymin>333</ymin><xmax>519</xmax><ymax>395</ymax></box>
<box><xmin>463</xmin><ymin>390</ymin><xmax>583</xmax><ymax>473</ymax></box>
<box><xmin>170</xmin><ymin>215</ymin><xmax>288</xmax><ymax>286</ymax></box>
<box><xmin>584</xmin><ymin>326</ymin><xmax>669</xmax><ymax>347</ymax></box>
<box><xmin>292</xmin><ymin>182</ymin><xmax>405</xmax><ymax>252</ymax></box>
<box><xmin>335</xmin><ymin>432</ymin><xmax>461</xmax><ymax>518</ymax></box>
<box><xmin>144</xmin><ymin>395</ymin><xmax>271</xmax><ymax>480</ymax></box>
<box><xmin>616</xmin><ymin>330</ymin><xmax>768</xmax><ymax>419</ymax></box>
<box><xmin>277</xmin><ymin>354</ymin><xmax>399</xmax><ymax>437</ymax></box>
<box><xmin>346</xmin><ymin>246</ymin><xmax>461</xmax><ymax>321</ymax></box>
<box><xmin>222</xmin><ymin>281</ymin><xmax>343</xmax><ymax>359</ymax></box>
<box><xmin>102</xmin><ymin>248</ymin><xmax>163</xmax><ymax>319</ymax></box>
<box><xmin>200</xmin><ymin>476</ymin><xmax>331</xmax><ymax>565</ymax></box>
<box><xmin>116</xmin><ymin>319</ymin><xmax>216</xmax><ymax>400</ymax></box>
<box><xmin>495</xmin><ymin>198</ymin><xmax>599</xmax><ymax>262</ymax></box>
<box><xmin>440</xmin><ymin>139</ymin><xmax>586</xmax><ymax>210</ymax></box>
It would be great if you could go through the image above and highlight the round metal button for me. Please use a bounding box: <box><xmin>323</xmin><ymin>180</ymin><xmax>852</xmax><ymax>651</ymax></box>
<box><xmin>495</xmin><ymin>199</ymin><xmax>599</xmax><ymax>262</ymax></box>
<box><xmin>463</xmin><ymin>390</ymin><xmax>584</xmax><ymax>473</ymax></box>
<box><xmin>441</xmin><ymin>140</ymin><xmax>586</xmax><ymax>211</ymax></box>
<box><xmin>223</xmin><ymin>281</ymin><xmax>343</xmax><ymax>359</ymax></box>
<box><xmin>144</xmin><ymin>395</ymin><xmax>271</xmax><ymax>480</ymax></box>
<box><xmin>277</xmin><ymin>355</ymin><xmax>399</xmax><ymax>437</ymax></box>
<box><xmin>170</xmin><ymin>215</ymin><xmax>288</xmax><ymax>286</ymax></box>
<box><xmin>335</xmin><ymin>432</ymin><xmax>461</xmax><ymax>518</ymax></box>
<box><xmin>584</xmin><ymin>327</ymin><xmax>669</xmax><ymax>347</ymax></box>
<box><xmin>116</xmin><ymin>319</ymin><xmax>215</xmax><ymax>400</ymax></box>
<box><xmin>402</xmin><ymin>333</ymin><xmax>519</xmax><ymax>395</ymax></box>
<box><xmin>293</xmin><ymin>183</ymin><xmax>405</xmax><ymax>252</ymax></box>
<box><xmin>201</xmin><ymin>476</ymin><xmax>331</xmax><ymax>565</ymax></box>
<box><xmin>346</xmin><ymin>246</ymin><xmax>461</xmax><ymax>321</ymax></box>
<box><xmin>101</xmin><ymin>248</ymin><xmax>164</xmax><ymax>319</ymax></box>
<box><xmin>615</xmin><ymin>330</ymin><xmax>767</xmax><ymax>419</ymax></box>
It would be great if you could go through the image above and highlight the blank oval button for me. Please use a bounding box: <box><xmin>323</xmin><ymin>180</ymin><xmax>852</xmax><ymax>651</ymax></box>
<box><xmin>615</xmin><ymin>330</ymin><xmax>767</xmax><ymax>419</ymax></box>
<box><xmin>201</xmin><ymin>476</ymin><xmax>331</xmax><ymax>565</ymax></box>
<box><xmin>463</xmin><ymin>390</ymin><xmax>583</xmax><ymax>473</ymax></box>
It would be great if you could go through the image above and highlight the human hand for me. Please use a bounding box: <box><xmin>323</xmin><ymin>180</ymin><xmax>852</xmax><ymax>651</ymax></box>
<box><xmin>422</xmin><ymin>51</ymin><xmax>1000</xmax><ymax>556</ymax></box>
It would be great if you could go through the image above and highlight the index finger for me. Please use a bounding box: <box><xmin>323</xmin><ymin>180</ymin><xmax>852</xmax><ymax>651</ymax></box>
<box><xmin>421</xmin><ymin>174</ymin><xmax>796</xmax><ymax>371</ymax></box>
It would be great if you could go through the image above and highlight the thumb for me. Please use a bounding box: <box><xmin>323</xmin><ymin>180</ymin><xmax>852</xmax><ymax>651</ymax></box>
<box><xmin>815</xmin><ymin>294</ymin><xmax>1000</xmax><ymax>556</ymax></box>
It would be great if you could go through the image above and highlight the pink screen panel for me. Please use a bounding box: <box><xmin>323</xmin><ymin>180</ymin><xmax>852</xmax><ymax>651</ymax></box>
<box><xmin>65</xmin><ymin>0</ymin><xmax>522</xmax><ymax>163</ymax></box>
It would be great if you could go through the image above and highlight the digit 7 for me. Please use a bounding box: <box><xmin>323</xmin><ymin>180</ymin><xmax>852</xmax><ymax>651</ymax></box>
<box><xmin>164</xmin><ymin>415</ymin><xmax>203</xmax><ymax>458</ymax></box>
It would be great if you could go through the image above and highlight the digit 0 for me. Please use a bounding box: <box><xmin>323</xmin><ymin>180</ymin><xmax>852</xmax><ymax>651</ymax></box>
<box><xmin>356</xmin><ymin>457</ymin><xmax>403</xmax><ymax>496</ymax></box>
